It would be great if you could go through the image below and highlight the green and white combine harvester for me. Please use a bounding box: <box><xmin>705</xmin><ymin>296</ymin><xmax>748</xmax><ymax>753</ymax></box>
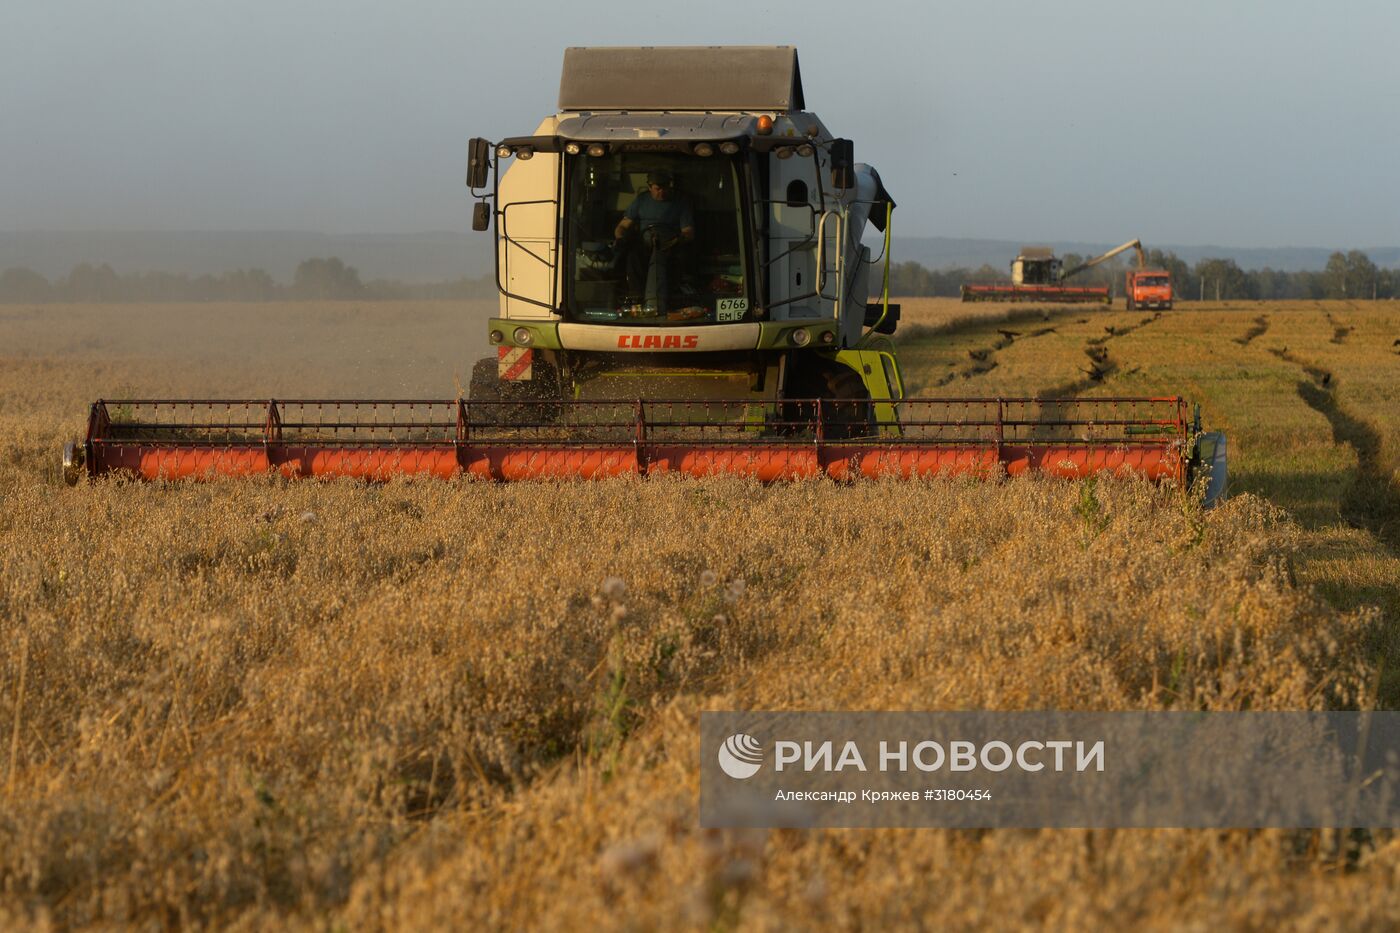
<box><xmin>65</xmin><ymin>46</ymin><xmax>1226</xmax><ymax>503</ymax></box>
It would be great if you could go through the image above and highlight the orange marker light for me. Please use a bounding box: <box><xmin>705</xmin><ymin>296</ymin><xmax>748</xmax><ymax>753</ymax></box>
<box><xmin>756</xmin><ymin>115</ymin><xmax>773</xmax><ymax>135</ymax></box>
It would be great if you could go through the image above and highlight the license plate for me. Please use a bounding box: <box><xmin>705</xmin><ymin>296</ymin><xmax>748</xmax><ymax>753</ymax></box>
<box><xmin>716</xmin><ymin>298</ymin><xmax>748</xmax><ymax>322</ymax></box>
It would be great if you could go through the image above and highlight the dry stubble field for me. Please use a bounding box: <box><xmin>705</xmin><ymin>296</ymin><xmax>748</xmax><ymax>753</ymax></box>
<box><xmin>2</xmin><ymin>298</ymin><xmax>1400</xmax><ymax>928</ymax></box>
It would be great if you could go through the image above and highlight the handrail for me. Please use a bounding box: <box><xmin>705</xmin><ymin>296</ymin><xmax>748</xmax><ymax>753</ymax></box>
<box><xmin>863</xmin><ymin>201</ymin><xmax>894</xmax><ymax>339</ymax></box>
<box><xmin>815</xmin><ymin>209</ymin><xmax>844</xmax><ymax>313</ymax></box>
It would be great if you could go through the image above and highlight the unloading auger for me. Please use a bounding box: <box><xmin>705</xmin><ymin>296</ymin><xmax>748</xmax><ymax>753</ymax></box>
<box><xmin>64</xmin><ymin>47</ymin><xmax>1227</xmax><ymax>504</ymax></box>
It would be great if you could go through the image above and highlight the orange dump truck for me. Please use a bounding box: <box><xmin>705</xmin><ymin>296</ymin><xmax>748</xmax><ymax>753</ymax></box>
<box><xmin>1125</xmin><ymin>270</ymin><xmax>1173</xmax><ymax>310</ymax></box>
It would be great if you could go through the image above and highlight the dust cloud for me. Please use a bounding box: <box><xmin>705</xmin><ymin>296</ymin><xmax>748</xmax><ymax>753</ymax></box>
<box><xmin>2</xmin><ymin>300</ymin><xmax>497</xmax><ymax>399</ymax></box>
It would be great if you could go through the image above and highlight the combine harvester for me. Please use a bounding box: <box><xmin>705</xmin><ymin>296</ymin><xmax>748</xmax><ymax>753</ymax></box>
<box><xmin>63</xmin><ymin>47</ymin><xmax>1226</xmax><ymax>503</ymax></box>
<box><xmin>961</xmin><ymin>239</ymin><xmax>1151</xmax><ymax>305</ymax></box>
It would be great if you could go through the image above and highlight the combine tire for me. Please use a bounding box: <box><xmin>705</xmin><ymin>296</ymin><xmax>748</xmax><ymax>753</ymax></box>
<box><xmin>776</xmin><ymin>358</ymin><xmax>875</xmax><ymax>440</ymax></box>
<box><xmin>469</xmin><ymin>357</ymin><xmax>500</xmax><ymax>397</ymax></box>
<box><xmin>468</xmin><ymin>356</ymin><xmax>561</xmax><ymax>425</ymax></box>
<box><xmin>468</xmin><ymin>357</ymin><xmax>508</xmax><ymax>424</ymax></box>
<box><xmin>821</xmin><ymin>368</ymin><xmax>874</xmax><ymax>439</ymax></box>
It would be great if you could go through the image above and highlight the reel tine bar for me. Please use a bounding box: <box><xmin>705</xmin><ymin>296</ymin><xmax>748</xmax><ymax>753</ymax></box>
<box><xmin>78</xmin><ymin>397</ymin><xmax>1189</xmax><ymax>484</ymax></box>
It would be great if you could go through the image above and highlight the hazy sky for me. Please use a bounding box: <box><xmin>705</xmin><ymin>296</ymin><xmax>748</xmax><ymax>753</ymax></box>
<box><xmin>3</xmin><ymin>0</ymin><xmax>1397</xmax><ymax>247</ymax></box>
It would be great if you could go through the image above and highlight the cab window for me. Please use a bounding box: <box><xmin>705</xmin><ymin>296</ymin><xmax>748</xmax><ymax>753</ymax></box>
<box><xmin>565</xmin><ymin>152</ymin><xmax>749</xmax><ymax>325</ymax></box>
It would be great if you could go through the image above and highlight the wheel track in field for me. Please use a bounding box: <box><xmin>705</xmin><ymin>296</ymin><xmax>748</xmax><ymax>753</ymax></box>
<box><xmin>928</xmin><ymin>318</ymin><xmax>1063</xmax><ymax>389</ymax></box>
<box><xmin>1085</xmin><ymin>312</ymin><xmax>1161</xmax><ymax>348</ymax></box>
<box><xmin>1235</xmin><ymin>315</ymin><xmax>1270</xmax><ymax>346</ymax></box>
<box><xmin>900</xmin><ymin>304</ymin><xmax>1067</xmax><ymax>343</ymax></box>
<box><xmin>1325</xmin><ymin>310</ymin><xmax>1355</xmax><ymax>345</ymax></box>
<box><xmin>1037</xmin><ymin>313</ymin><xmax>1161</xmax><ymax>399</ymax></box>
<box><xmin>1268</xmin><ymin>348</ymin><xmax>1400</xmax><ymax>551</ymax></box>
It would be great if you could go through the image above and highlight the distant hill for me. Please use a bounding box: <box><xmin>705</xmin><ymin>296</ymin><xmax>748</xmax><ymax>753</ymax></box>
<box><xmin>3</xmin><ymin>231</ymin><xmax>1396</xmax><ymax>283</ymax></box>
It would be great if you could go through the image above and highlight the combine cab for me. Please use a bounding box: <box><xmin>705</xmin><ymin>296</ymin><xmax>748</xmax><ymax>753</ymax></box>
<box><xmin>64</xmin><ymin>47</ymin><xmax>1226</xmax><ymax>504</ymax></box>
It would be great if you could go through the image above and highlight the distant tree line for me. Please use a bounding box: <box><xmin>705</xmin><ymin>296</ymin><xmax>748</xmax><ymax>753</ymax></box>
<box><xmin>3</xmin><ymin>250</ymin><xmax>1396</xmax><ymax>304</ymax></box>
<box><xmin>888</xmin><ymin>249</ymin><xmax>1399</xmax><ymax>301</ymax></box>
<box><xmin>0</xmin><ymin>257</ymin><xmax>496</xmax><ymax>303</ymax></box>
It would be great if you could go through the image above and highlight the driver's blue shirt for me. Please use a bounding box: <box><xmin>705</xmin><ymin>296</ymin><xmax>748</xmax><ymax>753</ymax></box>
<box><xmin>625</xmin><ymin>192</ymin><xmax>694</xmax><ymax>232</ymax></box>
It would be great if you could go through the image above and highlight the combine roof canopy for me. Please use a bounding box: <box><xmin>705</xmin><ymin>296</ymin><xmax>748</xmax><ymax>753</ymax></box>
<box><xmin>558</xmin><ymin>46</ymin><xmax>805</xmax><ymax>113</ymax></box>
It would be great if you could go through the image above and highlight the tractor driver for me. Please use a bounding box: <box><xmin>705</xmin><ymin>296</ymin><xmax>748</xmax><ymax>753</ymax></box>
<box><xmin>613</xmin><ymin>170</ymin><xmax>695</xmax><ymax>315</ymax></box>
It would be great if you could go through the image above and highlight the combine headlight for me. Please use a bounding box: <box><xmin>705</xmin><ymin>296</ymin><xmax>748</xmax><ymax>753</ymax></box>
<box><xmin>775</xmin><ymin>146</ymin><xmax>794</xmax><ymax>160</ymax></box>
<box><xmin>515</xmin><ymin>146</ymin><xmax>534</xmax><ymax>161</ymax></box>
<box><xmin>586</xmin><ymin>143</ymin><xmax>607</xmax><ymax>157</ymax></box>
<box><xmin>796</xmin><ymin>144</ymin><xmax>815</xmax><ymax>158</ymax></box>
<box><xmin>564</xmin><ymin>142</ymin><xmax>582</xmax><ymax>155</ymax></box>
<box><xmin>496</xmin><ymin>145</ymin><xmax>513</xmax><ymax>158</ymax></box>
<box><xmin>790</xmin><ymin>328</ymin><xmax>811</xmax><ymax>347</ymax></box>
<box><xmin>512</xmin><ymin>326</ymin><xmax>533</xmax><ymax>346</ymax></box>
<box><xmin>819</xmin><ymin>330</ymin><xmax>835</xmax><ymax>345</ymax></box>
<box><xmin>719</xmin><ymin>141</ymin><xmax>740</xmax><ymax>155</ymax></box>
<box><xmin>693</xmin><ymin>142</ymin><xmax>715</xmax><ymax>157</ymax></box>
<box><xmin>489</xmin><ymin>329</ymin><xmax>504</xmax><ymax>344</ymax></box>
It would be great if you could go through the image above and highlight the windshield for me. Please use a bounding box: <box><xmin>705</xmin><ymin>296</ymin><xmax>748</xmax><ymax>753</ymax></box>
<box><xmin>1139</xmin><ymin>276</ymin><xmax>1170</xmax><ymax>287</ymax></box>
<box><xmin>564</xmin><ymin>151</ymin><xmax>750</xmax><ymax>325</ymax></box>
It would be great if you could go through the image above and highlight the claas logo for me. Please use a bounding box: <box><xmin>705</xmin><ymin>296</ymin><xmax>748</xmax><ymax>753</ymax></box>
<box><xmin>616</xmin><ymin>334</ymin><xmax>700</xmax><ymax>349</ymax></box>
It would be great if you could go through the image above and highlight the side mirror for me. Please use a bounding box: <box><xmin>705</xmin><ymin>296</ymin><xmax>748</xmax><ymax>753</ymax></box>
<box><xmin>466</xmin><ymin>137</ymin><xmax>491</xmax><ymax>189</ymax></box>
<box><xmin>830</xmin><ymin>138</ymin><xmax>854</xmax><ymax>190</ymax></box>
<box><xmin>471</xmin><ymin>201</ymin><xmax>491</xmax><ymax>232</ymax></box>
